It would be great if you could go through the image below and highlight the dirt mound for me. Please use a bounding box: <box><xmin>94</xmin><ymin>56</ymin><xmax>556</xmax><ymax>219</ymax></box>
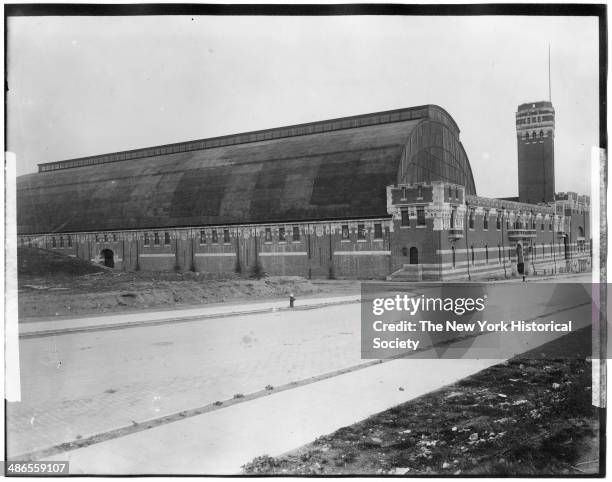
<box><xmin>17</xmin><ymin>247</ymin><xmax>107</xmax><ymax>277</ymax></box>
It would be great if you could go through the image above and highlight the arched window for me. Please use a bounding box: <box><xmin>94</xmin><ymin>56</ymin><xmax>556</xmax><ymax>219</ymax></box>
<box><xmin>540</xmin><ymin>130</ymin><xmax>544</xmax><ymax>138</ymax></box>
<box><xmin>532</xmin><ymin>131</ymin><xmax>537</xmax><ymax>139</ymax></box>
<box><xmin>409</xmin><ymin>247</ymin><xmax>418</xmax><ymax>265</ymax></box>
<box><xmin>469</xmin><ymin>209</ymin><xmax>475</xmax><ymax>229</ymax></box>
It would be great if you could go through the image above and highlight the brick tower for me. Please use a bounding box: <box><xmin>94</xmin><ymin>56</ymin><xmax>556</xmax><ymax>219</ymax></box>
<box><xmin>515</xmin><ymin>101</ymin><xmax>555</xmax><ymax>204</ymax></box>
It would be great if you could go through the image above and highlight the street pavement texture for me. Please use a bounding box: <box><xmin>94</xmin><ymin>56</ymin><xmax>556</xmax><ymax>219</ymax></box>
<box><xmin>44</xmin><ymin>303</ymin><xmax>591</xmax><ymax>474</ymax></box>
<box><xmin>7</xmin><ymin>274</ymin><xmax>594</xmax><ymax>471</ymax></box>
<box><xmin>8</xmin><ymin>300</ymin><xmax>363</xmax><ymax>457</ymax></box>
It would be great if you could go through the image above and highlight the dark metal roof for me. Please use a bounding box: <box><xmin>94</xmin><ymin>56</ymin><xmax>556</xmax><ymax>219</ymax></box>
<box><xmin>18</xmin><ymin>105</ymin><xmax>476</xmax><ymax>234</ymax></box>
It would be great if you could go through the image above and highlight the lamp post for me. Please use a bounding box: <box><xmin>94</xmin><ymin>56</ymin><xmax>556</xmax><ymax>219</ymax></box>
<box><xmin>552</xmin><ymin>213</ymin><xmax>557</xmax><ymax>274</ymax></box>
<box><xmin>465</xmin><ymin>201</ymin><xmax>471</xmax><ymax>281</ymax></box>
<box><xmin>501</xmin><ymin>206</ymin><xmax>507</xmax><ymax>279</ymax></box>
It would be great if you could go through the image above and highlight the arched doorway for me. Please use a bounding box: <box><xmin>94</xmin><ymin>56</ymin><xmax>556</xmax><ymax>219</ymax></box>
<box><xmin>516</xmin><ymin>244</ymin><xmax>524</xmax><ymax>274</ymax></box>
<box><xmin>409</xmin><ymin>247</ymin><xmax>418</xmax><ymax>265</ymax></box>
<box><xmin>101</xmin><ymin>249</ymin><xmax>114</xmax><ymax>268</ymax></box>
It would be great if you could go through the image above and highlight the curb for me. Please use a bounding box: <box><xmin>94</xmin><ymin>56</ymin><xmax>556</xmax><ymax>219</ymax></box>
<box><xmin>19</xmin><ymin>298</ymin><xmax>361</xmax><ymax>339</ymax></box>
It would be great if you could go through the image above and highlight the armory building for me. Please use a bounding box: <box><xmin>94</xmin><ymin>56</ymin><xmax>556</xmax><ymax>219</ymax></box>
<box><xmin>16</xmin><ymin>103</ymin><xmax>591</xmax><ymax>281</ymax></box>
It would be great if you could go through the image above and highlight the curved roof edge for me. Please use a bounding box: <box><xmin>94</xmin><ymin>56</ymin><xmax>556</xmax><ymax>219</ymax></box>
<box><xmin>37</xmin><ymin>104</ymin><xmax>459</xmax><ymax>173</ymax></box>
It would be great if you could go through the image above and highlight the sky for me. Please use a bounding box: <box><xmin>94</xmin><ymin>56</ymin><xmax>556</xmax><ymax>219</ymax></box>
<box><xmin>7</xmin><ymin>14</ymin><xmax>600</xmax><ymax>198</ymax></box>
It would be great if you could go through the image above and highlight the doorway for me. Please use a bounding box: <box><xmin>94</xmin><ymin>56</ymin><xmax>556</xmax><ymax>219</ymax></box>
<box><xmin>101</xmin><ymin>249</ymin><xmax>114</xmax><ymax>268</ymax></box>
<box><xmin>409</xmin><ymin>247</ymin><xmax>418</xmax><ymax>265</ymax></box>
<box><xmin>516</xmin><ymin>244</ymin><xmax>524</xmax><ymax>274</ymax></box>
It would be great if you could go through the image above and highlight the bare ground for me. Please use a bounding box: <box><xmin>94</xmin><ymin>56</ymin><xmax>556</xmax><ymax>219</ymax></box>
<box><xmin>17</xmin><ymin>247</ymin><xmax>360</xmax><ymax>319</ymax></box>
<box><xmin>243</xmin><ymin>326</ymin><xmax>601</xmax><ymax>476</ymax></box>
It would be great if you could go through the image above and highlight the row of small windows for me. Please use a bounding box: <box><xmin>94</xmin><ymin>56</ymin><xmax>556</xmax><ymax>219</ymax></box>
<box><xmin>199</xmin><ymin>229</ymin><xmax>232</xmax><ymax>245</ymax></box>
<box><xmin>400</xmin><ymin>207</ymin><xmax>426</xmax><ymax>227</ymax></box>
<box><xmin>523</xmin><ymin>130</ymin><xmax>545</xmax><ymax>140</ymax></box>
<box><xmin>400</xmin><ymin>185</ymin><xmax>424</xmax><ymax>199</ymax></box>
<box><xmin>465</xmin><ymin>209</ymin><xmax>554</xmax><ymax>231</ymax></box>
<box><xmin>144</xmin><ymin>232</ymin><xmax>173</xmax><ymax>246</ymax></box>
<box><xmin>50</xmin><ymin>236</ymin><xmax>72</xmax><ymax>248</ymax></box>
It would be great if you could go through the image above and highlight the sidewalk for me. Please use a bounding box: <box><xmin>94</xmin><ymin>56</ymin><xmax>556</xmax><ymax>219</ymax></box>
<box><xmin>19</xmin><ymin>294</ymin><xmax>361</xmax><ymax>337</ymax></box>
<box><xmin>45</xmin><ymin>303</ymin><xmax>591</xmax><ymax>475</ymax></box>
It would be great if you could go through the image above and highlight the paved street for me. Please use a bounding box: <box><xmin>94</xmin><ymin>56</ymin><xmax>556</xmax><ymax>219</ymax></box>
<box><xmin>44</xmin><ymin>301</ymin><xmax>593</xmax><ymax>475</ymax></box>
<box><xmin>7</xmin><ymin>274</ymin><xmax>594</xmax><ymax>461</ymax></box>
<box><xmin>8</xmin><ymin>302</ymin><xmax>367</xmax><ymax>456</ymax></box>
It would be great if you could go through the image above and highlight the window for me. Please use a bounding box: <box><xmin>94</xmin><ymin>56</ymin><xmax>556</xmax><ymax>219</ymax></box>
<box><xmin>468</xmin><ymin>209</ymin><xmax>474</xmax><ymax>229</ymax></box>
<box><xmin>104</xmin><ymin>234</ymin><xmax>108</xmax><ymax>242</ymax></box>
<box><xmin>211</xmin><ymin>230</ymin><xmax>218</xmax><ymax>243</ymax></box>
<box><xmin>454</xmin><ymin>187</ymin><xmax>458</xmax><ymax>199</ymax></box>
<box><xmin>401</xmin><ymin>187</ymin><xmax>407</xmax><ymax>199</ymax></box>
<box><xmin>113</xmin><ymin>233</ymin><xmax>117</xmax><ymax>242</ymax></box>
<box><xmin>540</xmin><ymin>130</ymin><xmax>544</xmax><ymax>138</ymax></box>
<box><xmin>532</xmin><ymin>132</ymin><xmax>537</xmax><ymax>140</ymax></box>
<box><xmin>549</xmin><ymin>221</ymin><xmax>553</xmax><ymax>231</ymax></box>
<box><xmin>292</xmin><ymin>226</ymin><xmax>300</xmax><ymax>242</ymax></box>
<box><xmin>401</xmin><ymin>209</ymin><xmax>410</xmax><ymax>227</ymax></box>
<box><xmin>144</xmin><ymin>233</ymin><xmax>150</xmax><ymax>246</ymax></box>
<box><xmin>265</xmin><ymin>227</ymin><xmax>272</xmax><ymax>242</ymax></box>
<box><xmin>448</xmin><ymin>186</ymin><xmax>452</xmax><ymax>199</ymax></box>
<box><xmin>483</xmin><ymin>211</ymin><xmax>489</xmax><ymax>230</ymax></box>
<box><xmin>417</xmin><ymin>207</ymin><xmax>426</xmax><ymax>226</ymax></box>
<box><xmin>52</xmin><ymin>236</ymin><xmax>57</xmax><ymax>248</ymax></box>
<box><xmin>341</xmin><ymin>224</ymin><xmax>350</xmax><ymax>240</ymax></box>
<box><xmin>59</xmin><ymin>236</ymin><xmax>64</xmax><ymax>248</ymax></box>
<box><xmin>541</xmin><ymin>221</ymin><xmax>545</xmax><ymax>230</ymax></box>
<box><xmin>154</xmin><ymin>233</ymin><xmax>160</xmax><ymax>246</ymax></box>
<box><xmin>450</xmin><ymin>207</ymin><xmax>457</xmax><ymax>228</ymax></box>
<box><xmin>279</xmin><ymin>227</ymin><xmax>286</xmax><ymax>242</ymax></box>
<box><xmin>223</xmin><ymin>229</ymin><xmax>230</xmax><ymax>243</ymax></box>
<box><xmin>374</xmin><ymin>223</ymin><xmax>383</xmax><ymax>239</ymax></box>
<box><xmin>496</xmin><ymin>213</ymin><xmax>501</xmax><ymax>230</ymax></box>
<box><xmin>471</xmin><ymin>245</ymin><xmax>475</xmax><ymax>265</ymax></box>
<box><xmin>164</xmin><ymin>232</ymin><xmax>171</xmax><ymax>245</ymax></box>
<box><xmin>67</xmin><ymin>235</ymin><xmax>72</xmax><ymax>247</ymax></box>
<box><xmin>357</xmin><ymin>224</ymin><xmax>365</xmax><ymax>240</ymax></box>
<box><xmin>452</xmin><ymin>246</ymin><xmax>456</xmax><ymax>269</ymax></box>
<box><xmin>417</xmin><ymin>185</ymin><xmax>423</xmax><ymax>198</ymax></box>
<box><xmin>498</xmin><ymin>244</ymin><xmax>502</xmax><ymax>263</ymax></box>
<box><xmin>485</xmin><ymin>245</ymin><xmax>488</xmax><ymax>263</ymax></box>
<box><xmin>200</xmin><ymin>230</ymin><xmax>206</xmax><ymax>244</ymax></box>
<box><xmin>95</xmin><ymin>234</ymin><xmax>99</xmax><ymax>242</ymax></box>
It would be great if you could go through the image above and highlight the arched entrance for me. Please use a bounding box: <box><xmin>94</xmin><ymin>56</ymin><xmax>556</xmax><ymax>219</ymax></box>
<box><xmin>101</xmin><ymin>249</ymin><xmax>114</xmax><ymax>268</ymax></box>
<box><xmin>516</xmin><ymin>244</ymin><xmax>524</xmax><ymax>274</ymax></box>
<box><xmin>409</xmin><ymin>247</ymin><xmax>418</xmax><ymax>265</ymax></box>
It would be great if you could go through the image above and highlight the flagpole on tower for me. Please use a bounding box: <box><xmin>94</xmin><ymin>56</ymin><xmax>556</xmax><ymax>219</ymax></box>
<box><xmin>548</xmin><ymin>43</ymin><xmax>552</xmax><ymax>102</ymax></box>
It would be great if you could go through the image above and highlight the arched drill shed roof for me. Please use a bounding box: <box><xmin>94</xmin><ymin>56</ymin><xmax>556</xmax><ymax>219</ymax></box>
<box><xmin>17</xmin><ymin>104</ymin><xmax>476</xmax><ymax>234</ymax></box>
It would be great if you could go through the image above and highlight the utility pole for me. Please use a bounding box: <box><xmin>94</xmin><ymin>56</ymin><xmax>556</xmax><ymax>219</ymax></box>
<box><xmin>465</xmin><ymin>202</ymin><xmax>471</xmax><ymax>280</ymax></box>
<box><xmin>501</xmin><ymin>206</ymin><xmax>507</xmax><ymax>279</ymax></box>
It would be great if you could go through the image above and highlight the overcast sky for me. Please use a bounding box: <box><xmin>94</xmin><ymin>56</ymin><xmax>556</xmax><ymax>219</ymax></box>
<box><xmin>7</xmin><ymin>14</ymin><xmax>599</xmax><ymax>198</ymax></box>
